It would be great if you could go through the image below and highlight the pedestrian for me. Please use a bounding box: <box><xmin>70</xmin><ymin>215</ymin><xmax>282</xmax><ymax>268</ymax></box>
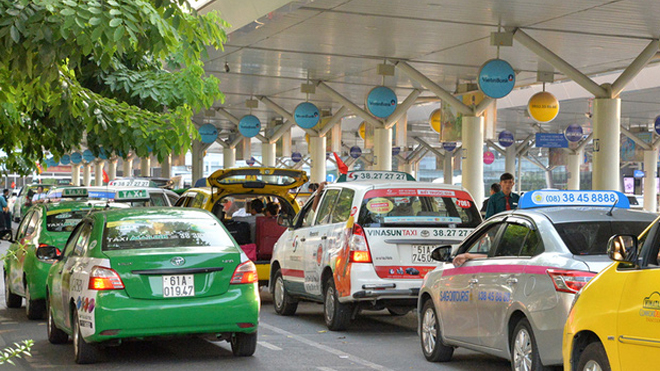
<box><xmin>485</xmin><ymin>173</ymin><xmax>520</xmax><ymax>219</ymax></box>
<box><xmin>265</xmin><ymin>202</ymin><xmax>280</xmax><ymax>217</ymax></box>
<box><xmin>0</xmin><ymin>189</ymin><xmax>7</xmax><ymax>237</ymax></box>
<box><xmin>481</xmin><ymin>183</ymin><xmax>502</xmax><ymax>215</ymax></box>
<box><xmin>31</xmin><ymin>185</ymin><xmax>47</xmax><ymax>204</ymax></box>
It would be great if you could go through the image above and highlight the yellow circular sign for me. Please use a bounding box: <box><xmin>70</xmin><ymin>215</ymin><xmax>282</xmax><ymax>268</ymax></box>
<box><xmin>528</xmin><ymin>91</ymin><xmax>559</xmax><ymax>123</ymax></box>
<box><xmin>366</xmin><ymin>198</ymin><xmax>394</xmax><ymax>214</ymax></box>
<box><xmin>359</xmin><ymin>122</ymin><xmax>366</xmax><ymax>140</ymax></box>
<box><xmin>305</xmin><ymin>133</ymin><xmax>309</xmax><ymax>144</ymax></box>
<box><xmin>429</xmin><ymin>109</ymin><xmax>442</xmax><ymax>134</ymax></box>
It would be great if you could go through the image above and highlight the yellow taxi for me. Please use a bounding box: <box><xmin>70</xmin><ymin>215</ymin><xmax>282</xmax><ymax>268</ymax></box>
<box><xmin>563</xmin><ymin>215</ymin><xmax>660</xmax><ymax>371</ymax></box>
<box><xmin>175</xmin><ymin>167</ymin><xmax>308</xmax><ymax>285</ymax></box>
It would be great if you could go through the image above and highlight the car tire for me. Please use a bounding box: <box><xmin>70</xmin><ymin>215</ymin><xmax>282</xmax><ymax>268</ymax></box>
<box><xmin>47</xmin><ymin>296</ymin><xmax>68</xmax><ymax>344</ymax></box>
<box><xmin>25</xmin><ymin>283</ymin><xmax>46</xmax><ymax>320</ymax></box>
<box><xmin>420</xmin><ymin>300</ymin><xmax>454</xmax><ymax>362</ymax></box>
<box><xmin>323</xmin><ymin>276</ymin><xmax>352</xmax><ymax>331</ymax></box>
<box><xmin>577</xmin><ymin>342</ymin><xmax>611</xmax><ymax>371</ymax></box>
<box><xmin>231</xmin><ymin>332</ymin><xmax>257</xmax><ymax>357</ymax></box>
<box><xmin>273</xmin><ymin>269</ymin><xmax>298</xmax><ymax>316</ymax></box>
<box><xmin>4</xmin><ymin>273</ymin><xmax>22</xmax><ymax>308</ymax></box>
<box><xmin>73</xmin><ymin>311</ymin><xmax>100</xmax><ymax>364</ymax></box>
<box><xmin>510</xmin><ymin>318</ymin><xmax>551</xmax><ymax>371</ymax></box>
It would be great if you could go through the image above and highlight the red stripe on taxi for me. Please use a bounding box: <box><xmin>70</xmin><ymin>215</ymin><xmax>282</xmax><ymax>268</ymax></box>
<box><xmin>281</xmin><ymin>268</ymin><xmax>304</xmax><ymax>278</ymax></box>
<box><xmin>374</xmin><ymin>266</ymin><xmax>436</xmax><ymax>279</ymax></box>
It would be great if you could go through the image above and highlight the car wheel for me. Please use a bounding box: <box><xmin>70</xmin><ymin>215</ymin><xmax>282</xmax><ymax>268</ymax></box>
<box><xmin>73</xmin><ymin>311</ymin><xmax>100</xmax><ymax>364</ymax></box>
<box><xmin>510</xmin><ymin>318</ymin><xmax>551</xmax><ymax>371</ymax></box>
<box><xmin>323</xmin><ymin>276</ymin><xmax>352</xmax><ymax>331</ymax></box>
<box><xmin>231</xmin><ymin>332</ymin><xmax>257</xmax><ymax>357</ymax></box>
<box><xmin>273</xmin><ymin>269</ymin><xmax>298</xmax><ymax>316</ymax></box>
<box><xmin>47</xmin><ymin>296</ymin><xmax>68</xmax><ymax>344</ymax></box>
<box><xmin>25</xmin><ymin>283</ymin><xmax>46</xmax><ymax>320</ymax></box>
<box><xmin>420</xmin><ymin>300</ymin><xmax>454</xmax><ymax>362</ymax></box>
<box><xmin>4</xmin><ymin>273</ymin><xmax>22</xmax><ymax>308</ymax></box>
<box><xmin>577</xmin><ymin>342</ymin><xmax>611</xmax><ymax>371</ymax></box>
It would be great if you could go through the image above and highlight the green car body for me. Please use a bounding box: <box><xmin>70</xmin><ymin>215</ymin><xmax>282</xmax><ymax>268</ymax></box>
<box><xmin>44</xmin><ymin>207</ymin><xmax>260</xmax><ymax>364</ymax></box>
<box><xmin>3</xmin><ymin>201</ymin><xmax>127</xmax><ymax>319</ymax></box>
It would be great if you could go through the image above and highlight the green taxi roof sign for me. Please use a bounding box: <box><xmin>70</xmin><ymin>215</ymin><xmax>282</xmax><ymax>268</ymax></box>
<box><xmin>61</xmin><ymin>188</ymin><xmax>88</xmax><ymax>198</ymax></box>
<box><xmin>337</xmin><ymin>170</ymin><xmax>416</xmax><ymax>183</ymax></box>
<box><xmin>115</xmin><ymin>189</ymin><xmax>150</xmax><ymax>201</ymax></box>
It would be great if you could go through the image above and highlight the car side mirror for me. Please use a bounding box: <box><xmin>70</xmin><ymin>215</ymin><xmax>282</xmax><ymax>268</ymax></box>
<box><xmin>277</xmin><ymin>214</ymin><xmax>293</xmax><ymax>229</ymax></box>
<box><xmin>431</xmin><ymin>245</ymin><xmax>454</xmax><ymax>263</ymax></box>
<box><xmin>36</xmin><ymin>245</ymin><xmax>62</xmax><ymax>261</ymax></box>
<box><xmin>607</xmin><ymin>234</ymin><xmax>638</xmax><ymax>264</ymax></box>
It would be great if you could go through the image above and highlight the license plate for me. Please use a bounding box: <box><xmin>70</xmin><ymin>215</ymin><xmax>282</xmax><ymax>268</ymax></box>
<box><xmin>162</xmin><ymin>275</ymin><xmax>195</xmax><ymax>297</ymax></box>
<box><xmin>411</xmin><ymin>245</ymin><xmax>434</xmax><ymax>264</ymax></box>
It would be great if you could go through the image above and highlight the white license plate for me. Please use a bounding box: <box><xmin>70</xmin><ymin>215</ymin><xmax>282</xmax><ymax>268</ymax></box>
<box><xmin>411</xmin><ymin>245</ymin><xmax>434</xmax><ymax>264</ymax></box>
<box><xmin>162</xmin><ymin>275</ymin><xmax>195</xmax><ymax>297</ymax></box>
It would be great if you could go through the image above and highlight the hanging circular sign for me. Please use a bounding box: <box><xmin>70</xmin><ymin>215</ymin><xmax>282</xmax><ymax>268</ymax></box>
<box><xmin>655</xmin><ymin>116</ymin><xmax>660</xmax><ymax>135</ymax></box>
<box><xmin>498</xmin><ymin>130</ymin><xmax>515</xmax><ymax>147</ymax></box>
<box><xmin>294</xmin><ymin>102</ymin><xmax>320</xmax><ymax>129</ymax></box>
<box><xmin>238</xmin><ymin>115</ymin><xmax>261</xmax><ymax>138</ymax></box>
<box><xmin>392</xmin><ymin>146</ymin><xmax>401</xmax><ymax>156</ymax></box>
<box><xmin>46</xmin><ymin>157</ymin><xmax>58</xmax><ymax>168</ymax></box>
<box><xmin>564</xmin><ymin>124</ymin><xmax>584</xmax><ymax>142</ymax></box>
<box><xmin>484</xmin><ymin>151</ymin><xmax>495</xmax><ymax>165</ymax></box>
<box><xmin>199</xmin><ymin>123</ymin><xmax>218</xmax><ymax>143</ymax></box>
<box><xmin>366</xmin><ymin>86</ymin><xmax>397</xmax><ymax>118</ymax></box>
<box><xmin>60</xmin><ymin>154</ymin><xmax>71</xmax><ymax>165</ymax></box>
<box><xmin>442</xmin><ymin>142</ymin><xmax>457</xmax><ymax>152</ymax></box>
<box><xmin>528</xmin><ymin>91</ymin><xmax>560</xmax><ymax>123</ymax></box>
<box><xmin>429</xmin><ymin>109</ymin><xmax>442</xmax><ymax>134</ymax></box>
<box><xmin>82</xmin><ymin>149</ymin><xmax>95</xmax><ymax>163</ymax></box>
<box><xmin>349</xmin><ymin>146</ymin><xmax>362</xmax><ymax>159</ymax></box>
<box><xmin>70</xmin><ymin>152</ymin><xmax>82</xmax><ymax>164</ymax></box>
<box><xmin>98</xmin><ymin>147</ymin><xmax>108</xmax><ymax>160</ymax></box>
<box><xmin>291</xmin><ymin>152</ymin><xmax>303</xmax><ymax>163</ymax></box>
<box><xmin>359</xmin><ymin>122</ymin><xmax>366</xmax><ymax>140</ymax></box>
<box><xmin>478</xmin><ymin>59</ymin><xmax>516</xmax><ymax>99</ymax></box>
<box><xmin>246</xmin><ymin>157</ymin><xmax>256</xmax><ymax>166</ymax></box>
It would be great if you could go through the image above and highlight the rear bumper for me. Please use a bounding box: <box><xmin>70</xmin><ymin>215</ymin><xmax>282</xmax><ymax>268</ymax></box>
<box><xmin>352</xmin><ymin>288</ymin><xmax>420</xmax><ymax>299</ymax></box>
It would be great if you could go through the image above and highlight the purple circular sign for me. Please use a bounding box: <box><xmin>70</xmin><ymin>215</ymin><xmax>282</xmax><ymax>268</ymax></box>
<box><xmin>484</xmin><ymin>151</ymin><xmax>495</xmax><ymax>165</ymax></box>
<box><xmin>498</xmin><ymin>130</ymin><xmax>515</xmax><ymax>147</ymax></box>
<box><xmin>655</xmin><ymin>116</ymin><xmax>660</xmax><ymax>135</ymax></box>
<box><xmin>246</xmin><ymin>157</ymin><xmax>256</xmax><ymax>166</ymax></box>
<box><xmin>564</xmin><ymin>124</ymin><xmax>584</xmax><ymax>142</ymax></box>
<box><xmin>349</xmin><ymin>146</ymin><xmax>362</xmax><ymax>159</ymax></box>
<box><xmin>392</xmin><ymin>146</ymin><xmax>401</xmax><ymax>156</ymax></box>
<box><xmin>291</xmin><ymin>152</ymin><xmax>302</xmax><ymax>163</ymax></box>
<box><xmin>442</xmin><ymin>142</ymin><xmax>457</xmax><ymax>152</ymax></box>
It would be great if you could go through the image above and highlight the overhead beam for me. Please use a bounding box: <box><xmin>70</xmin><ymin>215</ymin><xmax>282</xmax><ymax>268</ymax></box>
<box><xmin>577</xmin><ymin>132</ymin><xmax>594</xmax><ymax>152</ymax></box>
<box><xmin>413</xmin><ymin>137</ymin><xmax>445</xmax><ymax>160</ymax></box>
<box><xmin>384</xmin><ymin>89</ymin><xmax>422</xmax><ymax>129</ymax></box>
<box><xmin>621</xmin><ymin>127</ymin><xmax>652</xmax><ymax>150</ymax></box>
<box><xmin>486</xmin><ymin>140</ymin><xmax>506</xmax><ymax>156</ymax></box>
<box><xmin>474</xmin><ymin>97</ymin><xmax>495</xmax><ymax>117</ymax></box>
<box><xmin>269</xmin><ymin>121</ymin><xmax>295</xmax><ymax>143</ymax></box>
<box><xmin>319</xmin><ymin>106</ymin><xmax>349</xmax><ymax>137</ymax></box>
<box><xmin>611</xmin><ymin>39</ymin><xmax>660</xmax><ymax>97</ymax></box>
<box><xmin>316</xmin><ymin>81</ymin><xmax>383</xmax><ymax>128</ymax></box>
<box><xmin>258</xmin><ymin>96</ymin><xmax>318</xmax><ymax>137</ymax></box>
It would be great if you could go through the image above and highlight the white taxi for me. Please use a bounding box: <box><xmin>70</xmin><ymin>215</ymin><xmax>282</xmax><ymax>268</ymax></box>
<box><xmin>270</xmin><ymin>171</ymin><xmax>482</xmax><ymax>330</ymax></box>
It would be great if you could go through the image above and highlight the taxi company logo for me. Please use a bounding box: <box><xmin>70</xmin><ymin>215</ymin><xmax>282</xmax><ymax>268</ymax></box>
<box><xmin>644</xmin><ymin>292</ymin><xmax>660</xmax><ymax>310</ymax></box>
<box><xmin>367</xmin><ymin>229</ymin><xmax>417</xmax><ymax>237</ymax></box>
<box><xmin>76</xmin><ymin>296</ymin><xmax>95</xmax><ymax>313</ymax></box>
<box><xmin>421</xmin><ymin>230</ymin><xmax>430</xmax><ymax>237</ymax></box>
<box><xmin>368</xmin><ymin>99</ymin><xmax>397</xmax><ymax>106</ymax></box>
<box><xmin>316</xmin><ymin>245</ymin><xmax>323</xmax><ymax>266</ymax></box>
<box><xmin>295</xmin><ymin>112</ymin><xmax>319</xmax><ymax>119</ymax></box>
<box><xmin>481</xmin><ymin>75</ymin><xmax>514</xmax><ymax>83</ymax></box>
<box><xmin>170</xmin><ymin>257</ymin><xmax>186</xmax><ymax>266</ymax></box>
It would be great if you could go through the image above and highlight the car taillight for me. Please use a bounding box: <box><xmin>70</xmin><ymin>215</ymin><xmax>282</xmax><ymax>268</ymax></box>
<box><xmin>88</xmin><ymin>266</ymin><xmax>125</xmax><ymax>290</ymax></box>
<box><xmin>349</xmin><ymin>223</ymin><xmax>372</xmax><ymax>263</ymax></box>
<box><xmin>546</xmin><ymin>269</ymin><xmax>596</xmax><ymax>294</ymax></box>
<box><xmin>230</xmin><ymin>261</ymin><xmax>258</xmax><ymax>284</ymax></box>
<box><xmin>38</xmin><ymin>243</ymin><xmax>60</xmax><ymax>254</ymax></box>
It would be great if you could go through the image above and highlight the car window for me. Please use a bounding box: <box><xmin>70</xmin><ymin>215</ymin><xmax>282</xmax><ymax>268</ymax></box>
<box><xmin>25</xmin><ymin>210</ymin><xmax>42</xmax><ymax>235</ymax></box>
<box><xmin>62</xmin><ymin>224</ymin><xmax>85</xmax><ymax>258</ymax></box>
<box><xmin>493</xmin><ymin>223</ymin><xmax>529</xmax><ymax>257</ymax></box>
<box><xmin>315</xmin><ymin>189</ymin><xmax>341</xmax><ymax>225</ymax></box>
<box><xmin>16</xmin><ymin>210</ymin><xmax>34</xmax><ymax>239</ymax></box>
<box><xmin>72</xmin><ymin>223</ymin><xmax>93</xmax><ymax>257</ymax></box>
<box><xmin>465</xmin><ymin>223</ymin><xmax>503</xmax><ymax>255</ymax></box>
<box><xmin>149</xmin><ymin>193</ymin><xmax>169</xmax><ymax>207</ymax></box>
<box><xmin>555</xmin><ymin>221</ymin><xmax>651</xmax><ymax>255</ymax></box>
<box><xmin>190</xmin><ymin>193</ymin><xmax>206</xmax><ymax>208</ymax></box>
<box><xmin>293</xmin><ymin>197</ymin><xmax>316</xmax><ymax>228</ymax></box>
<box><xmin>46</xmin><ymin>209</ymin><xmax>90</xmax><ymax>232</ymax></box>
<box><xmin>520</xmin><ymin>228</ymin><xmax>543</xmax><ymax>256</ymax></box>
<box><xmin>331</xmin><ymin>189</ymin><xmax>354</xmax><ymax>224</ymax></box>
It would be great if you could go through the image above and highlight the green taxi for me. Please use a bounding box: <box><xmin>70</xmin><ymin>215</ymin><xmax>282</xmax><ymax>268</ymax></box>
<box><xmin>42</xmin><ymin>207</ymin><xmax>260</xmax><ymax>364</ymax></box>
<box><xmin>4</xmin><ymin>190</ymin><xmax>129</xmax><ymax>319</ymax></box>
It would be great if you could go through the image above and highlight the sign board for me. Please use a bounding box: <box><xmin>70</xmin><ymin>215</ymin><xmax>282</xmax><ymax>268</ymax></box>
<box><xmin>429</xmin><ymin>109</ymin><xmax>442</xmax><ymax>134</ymax></box>
<box><xmin>108</xmin><ymin>179</ymin><xmax>153</xmax><ymax>187</ymax></box>
<box><xmin>291</xmin><ymin>152</ymin><xmax>303</xmax><ymax>163</ymax></box>
<box><xmin>634</xmin><ymin>169</ymin><xmax>645</xmax><ymax>178</ymax></box>
<box><xmin>82</xmin><ymin>149</ymin><xmax>95</xmax><ymax>163</ymax></box>
<box><xmin>246</xmin><ymin>157</ymin><xmax>256</xmax><ymax>166</ymax></box>
<box><xmin>536</xmin><ymin>133</ymin><xmax>568</xmax><ymax>148</ymax></box>
<box><xmin>115</xmin><ymin>189</ymin><xmax>150</xmax><ymax>201</ymax></box>
<box><xmin>46</xmin><ymin>157</ymin><xmax>58</xmax><ymax>168</ymax></box>
<box><xmin>199</xmin><ymin>123</ymin><xmax>218</xmax><ymax>143</ymax></box>
<box><xmin>564</xmin><ymin>124</ymin><xmax>584</xmax><ymax>142</ymax></box>
<box><xmin>294</xmin><ymin>102</ymin><xmax>320</xmax><ymax>129</ymax></box>
<box><xmin>366</xmin><ymin>86</ymin><xmax>397</xmax><ymax>118</ymax></box>
<box><xmin>442</xmin><ymin>142</ymin><xmax>457</xmax><ymax>152</ymax></box>
<box><xmin>528</xmin><ymin>91</ymin><xmax>559</xmax><ymax>123</ymax></box>
<box><xmin>498</xmin><ymin>130</ymin><xmax>514</xmax><ymax>147</ymax></box>
<box><xmin>519</xmin><ymin>190</ymin><xmax>629</xmax><ymax>209</ymax></box>
<box><xmin>70</xmin><ymin>152</ymin><xmax>82</xmax><ymax>165</ymax></box>
<box><xmin>349</xmin><ymin>146</ymin><xmax>362</xmax><ymax>159</ymax></box>
<box><xmin>655</xmin><ymin>116</ymin><xmax>660</xmax><ymax>135</ymax></box>
<box><xmin>338</xmin><ymin>170</ymin><xmax>416</xmax><ymax>183</ymax></box>
<box><xmin>60</xmin><ymin>154</ymin><xmax>71</xmax><ymax>166</ymax></box>
<box><xmin>477</xmin><ymin>59</ymin><xmax>516</xmax><ymax>99</ymax></box>
<box><xmin>484</xmin><ymin>151</ymin><xmax>495</xmax><ymax>164</ymax></box>
<box><xmin>238</xmin><ymin>115</ymin><xmax>261</xmax><ymax>138</ymax></box>
<box><xmin>62</xmin><ymin>188</ymin><xmax>89</xmax><ymax>198</ymax></box>
<box><xmin>392</xmin><ymin>146</ymin><xmax>401</xmax><ymax>156</ymax></box>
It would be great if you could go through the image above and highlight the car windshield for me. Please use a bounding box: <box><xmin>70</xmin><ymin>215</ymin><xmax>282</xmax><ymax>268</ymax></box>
<box><xmin>46</xmin><ymin>209</ymin><xmax>90</xmax><ymax>232</ymax></box>
<box><xmin>358</xmin><ymin>188</ymin><xmax>481</xmax><ymax>228</ymax></box>
<box><xmin>555</xmin><ymin>221</ymin><xmax>651</xmax><ymax>255</ymax></box>
<box><xmin>103</xmin><ymin>218</ymin><xmax>234</xmax><ymax>250</ymax></box>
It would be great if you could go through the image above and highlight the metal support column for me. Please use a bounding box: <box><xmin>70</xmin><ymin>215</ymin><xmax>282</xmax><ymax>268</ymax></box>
<box><xmin>108</xmin><ymin>158</ymin><xmax>118</xmax><ymax>181</ymax></box>
<box><xmin>330</xmin><ymin>125</ymin><xmax>342</xmax><ymax>153</ymax></box>
<box><xmin>567</xmin><ymin>151</ymin><xmax>581</xmax><ymax>190</ymax></box>
<box><xmin>592</xmin><ymin>98</ymin><xmax>621</xmax><ymax>191</ymax></box>
<box><xmin>82</xmin><ymin>163</ymin><xmax>91</xmax><ymax>186</ymax></box>
<box><xmin>373</xmin><ymin>127</ymin><xmax>392</xmax><ymax>171</ymax></box>
<box><xmin>282</xmin><ymin>129</ymin><xmax>292</xmax><ymax>156</ymax></box>
<box><xmin>643</xmin><ymin>149</ymin><xmax>658</xmax><ymax>212</ymax></box>
<box><xmin>192</xmin><ymin>141</ymin><xmax>210</xmax><ymax>183</ymax></box>
<box><xmin>242</xmin><ymin>138</ymin><xmax>251</xmax><ymax>161</ymax></box>
<box><xmin>462</xmin><ymin>116</ymin><xmax>484</xmax><ymax>206</ymax></box>
<box><xmin>71</xmin><ymin>164</ymin><xmax>80</xmax><ymax>186</ymax></box>
<box><xmin>94</xmin><ymin>161</ymin><xmax>104</xmax><ymax>186</ymax></box>
<box><xmin>505</xmin><ymin>146</ymin><xmax>516</xmax><ymax>175</ymax></box>
<box><xmin>161</xmin><ymin>154</ymin><xmax>172</xmax><ymax>179</ymax></box>
<box><xmin>140</xmin><ymin>157</ymin><xmax>151</xmax><ymax>177</ymax></box>
<box><xmin>309</xmin><ymin>136</ymin><xmax>327</xmax><ymax>183</ymax></box>
<box><xmin>262</xmin><ymin>142</ymin><xmax>277</xmax><ymax>167</ymax></box>
<box><xmin>122</xmin><ymin>156</ymin><xmax>133</xmax><ymax>177</ymax></box>
<box><xmin>223</xmin><ymin>147</ymin><xmax>236</xmax><ymax>169</ymax></box>
<box><xmin>444</xmin><ymin>151</ymin><xmax>453</xmax><ymax>185</ymax></box>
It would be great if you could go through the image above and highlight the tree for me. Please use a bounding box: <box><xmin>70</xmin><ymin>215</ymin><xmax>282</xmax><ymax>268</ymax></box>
<box><xmin>0</xmin><ymin>0</ymin><xmax>228</xmax><ymax>174</ymax></box>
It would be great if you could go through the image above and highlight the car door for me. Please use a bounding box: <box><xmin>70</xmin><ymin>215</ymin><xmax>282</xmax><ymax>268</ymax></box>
<box><xmin>440</xmin><ymin>222</ymin><xmax>505</xmax><ymax>345</ymax></box>
<box><xmin>58</xmin><ymin>222</ymin><xmax>93</xmax><ymax>329</ymax></box>
<box><xmin>49</xmin><ymin>223</ymin><xmax>85</xmax><ymax>328</ymax></box>
<box><xmin>6</xmin><ymin>210</ymin><xmax>35</xmax><ymax>295</ymax></box>
<box><xmin>278</xmin><ymin>197</ymin><xmax>316</xmax><ymax>297</ymax></box>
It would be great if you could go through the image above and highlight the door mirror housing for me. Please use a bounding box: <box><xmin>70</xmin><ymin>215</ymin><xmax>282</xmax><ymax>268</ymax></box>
<box><xmin>431</xmin><ymin>245</ymin><xmax>454</xmax><ymax>263</ymax></box>
<box><xmin>607</xmin><ymin>234</ymin><xmax>638</xmax><ymax>264</ymax></box>
<box><xmin>36</xmin><ymin>245</ymin><xmax>62</xmax><ymax>261</ymax></box>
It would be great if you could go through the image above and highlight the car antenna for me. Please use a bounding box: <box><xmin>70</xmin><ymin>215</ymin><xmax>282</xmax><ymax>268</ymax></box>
<box><xmin>606</xmin><ymin>196</ymin><xmax>618</xmax><ymax>217</ymax></box>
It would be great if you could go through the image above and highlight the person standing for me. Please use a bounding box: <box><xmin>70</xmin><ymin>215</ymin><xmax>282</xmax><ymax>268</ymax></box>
<box><xmin>485</xmin><ymin>173</ymin><xmax>520</xmax><ymax>219</ymax></box>
<box><xmin>31</xmin><ymin>185</ymin><xmax>47</xmax><ymax>204</ymax></box>
<box><xmin>1</xmin><ymin>189</ymin><xmax>10</xmax><ymax>239</ymax></box>
<box><xmin>481</xmin><ymin>183</ymin><xmax>502</xmax><ymax>215</ymax></box>
<box><xmin>0</xmin><ymin>190</ymin><xmax>7</xmax><ymax>234</ymax></box>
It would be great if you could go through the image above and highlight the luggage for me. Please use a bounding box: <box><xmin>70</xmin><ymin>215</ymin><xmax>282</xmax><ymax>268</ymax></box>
<box><xmin>223</xmin><ymin>220</ymin><xmax>251</xmax><ymax>245</ymax></box>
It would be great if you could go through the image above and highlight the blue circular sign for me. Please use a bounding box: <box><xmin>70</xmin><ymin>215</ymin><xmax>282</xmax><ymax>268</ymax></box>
<box><xmin>564</xmin><ymin>124</ymin><xmax>584</xmax><ymax>142</ymax></box>
<box><xmin>59</xmin><ymin>154</ymin><xmax>70</xmax><ymax>165</ymax></box>
<box><xmin>349</xmin><ymin>146</ymin><xmax>362</xmax><ymax>159</ymax></box>
<box><xmin>366</xmin><ymin>86</ymin><xmax>398</xmax><ymax>118</ymax></box>
<box><xmin>98</xmin><ymin>147</ymin><xmax>108</xmax><ymax>160</ymax></box>
<box><xmin>294</xmin><ymin>102</ymin><xmax>320</xmax><ymax>129</ymax></box>
<box><xmin>291</xmin><ymin>152</ymin><xmax>303</xmax><ymax>163</ymax></box>
<box><xmin>199</xmin><ymin>123</ymin><xmax>218</xmax><ymax>143</ymax></box>
<box><xmin>70</xmin><ymin>152</ymin><xmax>82</xmax><ymax>164</ymax></box>
<box><xmin>392</xmin><ymin>146</ymin><xmax>401</xmax><ymax>156</ymax></box>
<box><xmin>239</xmin><ymin>115</ymin><xmax>261</xmax><ymax>138</ymax></box>
<box><xmin>246</xmin><ymin>157</ymin><xmax>256</xmax><ymax>166</ymax></box>
<box><xmin>478</xmin><ymin>59</ymin><xmax>516</xmax><ymax>99</ymax></box>
<box><xmin>82</xmin><ymin>149</ymin><xmax>95</xmax><ymax>163</ymax></box>
<box><xmin>655</xmin><ymin>116</ymin><xmax>660</xmax><ymax>135</ymax></box>
<box><xmin>46</xmin><ymin>157</ymin><xmax>58</xmax><ymax>168</ymax></box>
<box><xmin>498</xmin><ymin>130</ymin><xmax>515</xmax><ymax>147</ymax></box>
<box><xmin>442</xmin><ymin>142</ymin><xmax>457</xmax><ymax>152</ymax></box>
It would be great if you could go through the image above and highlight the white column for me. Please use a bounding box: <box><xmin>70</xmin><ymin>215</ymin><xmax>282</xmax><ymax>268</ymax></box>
<box><xmin>71</xmin><ymin>164</ymin><xmax>81</xmax><ymax>186</ymax></box>
<box><xmin>161</xmin><ymin>154</ymin><xmax>172</xmax><ymax>179</ymax></box>
<box><xmin>282</xmin><ymin>129</ymin><xmax>292</xmax><ymax>156</ymax></box>
<box><xmin>643</xmin><ymin>149</ymin><xmax>658</xmax><ymax>212</ymax></box>
<box><xmin>402</xmin><ymin>162</ymin><xmax>414</xmax><ymax>175</ymax></box>
<box><xmin>444</xmin><ymin>152</ymin><xmax>453</xmax><ymax>184</ymax></box>
<box><xmin>461</xmin><ymin>116</ymin><xmax>484</xmax><ymax>206</ymax></box>
<box><xmin>140</xmin><ymin>157</ymin><xmax>151</xmax><ymax>177</ymax></box>
<box><xmin>262</xmin><ymin>142</ymin><xmax>277</xmax><ymax>167</ymax></box>
<box><xmin>373</xmin><ymin>127</ymin><xmax>392</xmax><ymax>171</ymax></box>
<box><xmin>310</xmin><ymin>136</ymin><xmax>327</xmax><ymax>183</ymax></box>
<box><xmin>592</xmin><ymin>98</ymin><xmax>621</xmax><ymax>191</ymax></box>
<box><xmin>223</xmin><ymin>147</ymin><xmax>236</xmax><ymax>169</ymax></box>
<box><xmin>505</xmin><ymin>146</ymin><xmax>516</xmax><ymax>174</ymax></box>
<box><xmin>94</xmin><ymin>161</ymin><xmax>104</xmax><ymax>186</ymax></box>
<box><xmin>242</xmin><ymin>138</ymin><xmax>251</xmax><ymax>161</ymax></box>
<box><xmin>82</xmin><ymin>163</ymin><xmax>91</xmax><ymax>186</ymax></box>
<box><xmin>107</xmin><ymin>159</ymin><xmax>118</xmax><ymax>181</ymax></box>
<box><xmin>122</xmin><ymin>156</ymin><xmax>133</xmax><ymax>178</ymax></box>
<box><xmin>517</xmin><ymin>155</ymin><xmax>523</xmax><ymax>194</ymax></box>
<box><xmin>396</xmin><ymin>114</ymin><xmax>408</xmax><ymax>173</ymax></box>
<box><xmin>567</xmin><ymin>150</ymin><xmax>581</xmax><ymax>190</ymax></box>
<box><xmin>545</xmin><ymin>169</ymin><xmax>554</xmax><ymax>189</ymax></box>
<box><xmin>331</xmin><ymin>124</ymin><xmax>342</xmax><ymax>153</ymax></box>
<box><xmin>192</xmin><ymin>141</ymin><xmax>205</xmax><ymax>182</ymax></box>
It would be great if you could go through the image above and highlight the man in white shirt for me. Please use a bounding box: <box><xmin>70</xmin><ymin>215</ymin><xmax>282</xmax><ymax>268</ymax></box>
<box><xmin>31</xmin><ymin>186</ymin><xmax>47</xmax><ymax>204</ymax></box>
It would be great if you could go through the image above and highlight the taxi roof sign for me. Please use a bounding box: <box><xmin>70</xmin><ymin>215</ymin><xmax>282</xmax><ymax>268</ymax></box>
<box><xmin>109</xmin><ymin>179</ymin><xmax>155</xmax><ymax>188</ymax></box>
<box><xmin>115</xmin><ymin>189</ymin><xmax>150</xmax><ymax>201</ymax></box>
<box><xmin>337</xmin><ymin>170</ymin><xmax>416</xmax><ymax>183</ymax></box>
<box><xmin>519</xmin><ymin>190</ymin><xmax>629</xmax><ymax>209</ymax></box>
<box><xmin>61</xmin><ymin>188</ymin><xmax>88</xmax><ymax>198</ymax></box>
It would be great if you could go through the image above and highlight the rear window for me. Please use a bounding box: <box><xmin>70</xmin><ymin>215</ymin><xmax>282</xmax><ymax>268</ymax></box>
<box><xmin>212</xmin><ymin>169</ymin><xmax>303</xmax><ymax>186</ymax></box>
<box><xmin>357</xmin><ymin>188</ymin><xmax>481</xmax><ymax>228</ymax></box>
<box><xmin>46</xmin><ymin>210</ymin><xmax>89</xmax><ymax>232</ymax></box>
<box><xmin>556</xmin><ymin>221</ymin><xmax>651</xmax><ymax>255</ymax></box>
<box><xmin>103</xmin><ymin>218</ymin><xmax>234</xmax><ymax>250</ymax></box>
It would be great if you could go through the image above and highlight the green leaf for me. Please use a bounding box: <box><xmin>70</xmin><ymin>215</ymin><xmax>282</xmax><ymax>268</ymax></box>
<box><xmin>113</xmin><ymin>25</ymin><xmax>124</xmax><ymax>42</ymax></box>
<box><xmin>9</xmin><ymin>25</ymin><xmax>19</xmax><ymax>43</ymax></box>
<box><xmin>60</xmin><ymin>8</ymin><xmax>75</xmax><ymax>16</ymax></box>
<box><xmin>89</xmin><ymin>17</ymin><xmax>101</xmax><ymax>26</ymax></box>
<box><xmin>109</xmin><ymin>18</ymin><xmax>122</xmax><ymax>27</ymax></box>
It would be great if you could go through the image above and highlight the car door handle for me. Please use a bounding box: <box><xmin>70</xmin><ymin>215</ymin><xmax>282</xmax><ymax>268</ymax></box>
<box><xmin>468</xmin><ymin>278</ymin><xmax>479</xmax><ymax>286</ymax></box>
<box><xmin>321</xmin><ymin>236</ymin><xmax>327</xmax><ymax>240</ymax></box>
<box><xmin>506</xmin><ymin>278</ymin><xmax>518</xmax><ymax>285</ymax></box>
